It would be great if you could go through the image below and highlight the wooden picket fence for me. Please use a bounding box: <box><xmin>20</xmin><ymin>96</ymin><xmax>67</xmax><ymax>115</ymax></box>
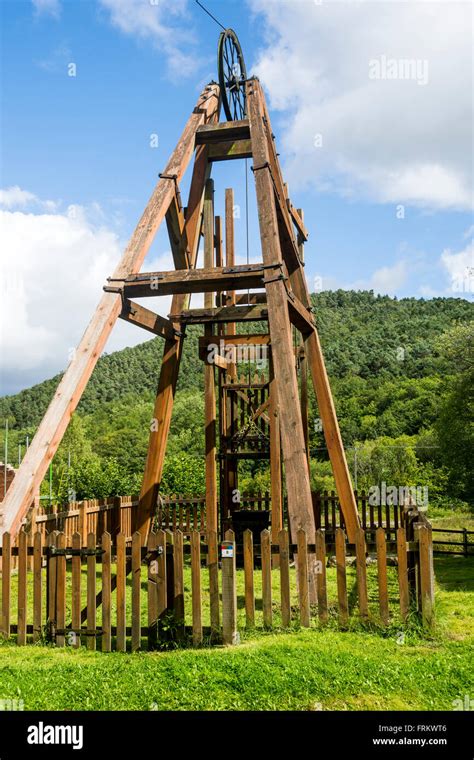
<box><xmin>0</xmin><ymin>513</ymin><xmax>435</xmax><ymax>650</ymax></box>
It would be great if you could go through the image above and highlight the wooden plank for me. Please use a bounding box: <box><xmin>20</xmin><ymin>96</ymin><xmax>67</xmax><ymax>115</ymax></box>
<box><xmin>355</xmin><ymin>528</ymin><xmax>369</xmax><ymax>621</ymax></box>
<box><xmin>289</xmin><ymin>203</ymin><xmax>308</xmax><ymax>242</ymax></box>
<box><xmin>156</xmin><ymin>530</ymin><xmax>167</xmax><ymax>641</ymax></box>
<box><xmin>196</xmin><ymin>120</ymin><xmax>250</xmax><ymax>144</ymax></box>
<box><xmin>208</xmin><ymin>138</ymin><xmax>252</xmax><ymax>162</ymax></box>
<box><xmin>243</xmin><ymin>530</ymin><xmax>255</xmax><ymax>627</ymax></box>
<box><xmin>71</xmin><ymin>531</ymin><xmax>81</xmax><ymax>648</ymax></box>
<box><xmin>1</xmin><ymin>532</ymin><xmax>11</xmax><ymax>638</ymax></box>
<box><xmin>376</xmin><ymin>527</ymin><xmax>389</xmax><ymax>626</ymax></box>
<box><xmin>222</xmin><ymin>530</ymin><xmax>237</xmax><ymax>645</ymax></box>
<box><xmin>2</xmin><ymin>83</ymin><xmax>220</xmax><ymax>540</ymax></box>
<box><xmin>255</xmin><ymin>80</ymin><xmax>360</xmax><ymax>543</ymax></box>
<box><xmin>247</xmin><ymin>80</ymin><xmax>316</xmax><ymax>545</ymax></box>
<box><xmin>17</xmin><ymin>529</ymin><xmax>28</xmax><ymax>645</ymax></box>
<box><xmin>261</xmin><ymin>529</ymin><xmax>272</xmax><ymax>628</ymax></box>
<box><xmin>116</xmin><ymin>532</ymin><xmax>126</xmax><ymax>652</ymax></box>
<box><xmin>47</xmin><ymin>531</ymin><xmax>57</xmax><ymax>641</ymax></box>
<box><xmin>207</xmin><ymin>530</ymin><xmax>220</xmax><ymax>638</ymax></box>
<box><xmin>296</xmin><ymin>529</ymin><xmax>310</xmax><ymax>627</ymax></box>
<box><xmin>335</xmin><ymin>528</ymin><xmax>349</xmax><ymax>627</ymax></box>
<box><xmin>287</xmin><ymin>293</ymin><xmax>315</xmax><ymax>335</ymax></box>
<box><xmin>396</xmin><ymin>527</ymin><xmax>410</xmax><ymax>622</ymax></box>
<box><xmin>33</xmin><ymin>531</ymin><xmax>42</xmax><ymax>643</ymax></box>
<box><xmin>55</xmin><ymin>532</ymin><xmax>66</xmax><ymax>647</ymax></box>
<box><xmin>203</xmin><ymin>179</ymin><xmax>218</xmax><ymax>534</ymax></box>
<box><xmin>119</xmin><ymin>300</ymin><xmax>177</xmax><ymax>340</ymax></box>
<box><xmin>278</xmin><ymin>529</ymin><xmax>291</xmax><ymax>628</ymax></box>
<box><xmin>418</xmin><ymin>524</ymin><xmax>435</xmax><ymax>629</ymax></box>
<box><xmin>122</xmin><ymin>263</ymin><xmax>266</xmax><ymax>297</ymax></box>
<box><xmin>135</xmin><ymin>129</ymin><xmax>217</xmax><ymax>542</ymax></box>
<box><xmin>172</xmin><ymin>304</ymin><xmax>268</xmax><ymax>325</ymax></box>
<box><xmin>86</xmin><ymin>532</ymin><xmax>96</xmax><ymax>650</ymax></box>
<box><xmin>131</xmin><ymin>531</ymin><xmax>141</xmax><ymax>651</ymax></box>
<box><xmin>173</xmin><ymin>530</ymin><xmax>185</xmax><ymax>633</ymax></box>
<box><xmin>147</xmin><ymin>531</ymin><xmax>158</xmax><ymax>649</ymax></box>
<box><xmin>102</xmin><ymin>532</ymin><xmax>112</xmax><ymax>652</ymax></box>
<box><xmin>315</xmin><ymin>529</ymin><xmax>328</xmax><ymax>623</ymax></box>
<box><xmin>191</xmin><ymin>531</ymin><xmax>202</xmax><ymax>646</ymax></box>
<box><xmin>165</xmin><ymin>190</ymin><xmax>188</xmax><ymax>269</ymax></box>
<box><xmin>269</xmin><ymin>358</ymin><xmax>282</xmax><ymax>545</ymax></box>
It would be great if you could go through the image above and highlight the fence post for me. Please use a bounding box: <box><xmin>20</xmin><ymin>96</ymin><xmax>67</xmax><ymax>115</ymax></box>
<box><xmin>131</xmin><ymin>531</ymin><xmax>141</xmax><ymax>652</ymax></box>
<box><xmin>173</xmin><ymin>530</ymin><xmax>184</xmax><ymax>639</ymax></box>
<box><xmin>17</xmin><ymin>529</ymin><xmax>28</xmax><ymax>646</ymax></box>
<box><xmin>297</xmin><ymin>529</ymin><xmax>310</xmax><ymax>627</ymax></box>
<box><xmin>261</xmin><ymin>529</ymin><xmax>272</xmax><ymax>629</ymax></box>
<box><xmin>86</xmin><ymin>532</ymin><xmax>96</xmax><ymax>651</ymax></box>
<box><xmin>46</xmin><ymin>532</ymin><xmax>57</xmax><ymax>643</ymax></box>
<box><xmin>191</xmin><ymin>531</ymin><xmax>202</xmax><ymax>646</ymax></box>
<box><xmin>207</xmin><ymin>530</ymin><xmax>220</xmax><ymax>639</ymax></box>
<box><xmin>222</xmin><ymin>529</ymin><xmax>238</xmax><ymax>645</ymax></box>
<box><xmin>116</xmin><ymin>532</ymin><xmax>126</xmax><ymax>652</ymax></box>
<box><xmin>71</xmin><ymin>532</ymin><xmax>81</xmax><ymax>648</ymax></box>
<box><xmin>1</xmin><ymin>532</ymin><xmax>11</xmax><ymax>638</ymax></box>
<box><xmin>463</xmin><ymin>528</ymin><xmax>468</xmax><ymax>558</ymax></box>
<box><xmin>418</xmin><ymin>524</ymin><xmax>435</xmax><ymax>629</ymax></box>
<box><xmin>355</xmin><ymin>527</ymin><xmax>369</xmax><ymax>621</ymax></box>
<box><xmin>55</xmin><ymin>532</ymin><xmax>66</xmax><ymax>647</ymax></box>
<box><xmin>376</xmin><ymin>527</ymin><xmax>389</xmax><ymax>626</ymax></box>
<box><xmin>33</xmin><ymin>531</ymin><xmax>43</xmax><ymax>643</ymax></box>
<box><xmin>335</xmin><ymin>528</ymin><xmax>348</xmax><ymax>628</ymax></box>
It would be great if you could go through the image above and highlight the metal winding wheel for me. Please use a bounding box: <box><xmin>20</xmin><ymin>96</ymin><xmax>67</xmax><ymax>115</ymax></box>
<box><xmin>218</xmin><ymin>28</ymin><xmax>247</xmax><ymax>121</ymax></box>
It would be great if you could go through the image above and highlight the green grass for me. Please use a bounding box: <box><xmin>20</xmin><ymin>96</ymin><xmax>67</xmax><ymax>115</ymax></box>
<box><xmin>0</xmin><ymin>555</ymin><xmax>472</xmax><ymax>711</ymax></box>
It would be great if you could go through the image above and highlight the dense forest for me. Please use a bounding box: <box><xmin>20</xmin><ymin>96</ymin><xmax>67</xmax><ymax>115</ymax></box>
<box><xmin>1</xmin><ymin>291</ymin><xmax>472</xmax><ymax>508</ymax></box>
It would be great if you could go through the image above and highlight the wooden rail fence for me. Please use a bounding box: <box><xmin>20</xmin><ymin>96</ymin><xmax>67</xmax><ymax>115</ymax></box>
<box><xmin>0</xmin><ymin>516</ymin><xmax>435</xmax><ymax>650</ymax></box>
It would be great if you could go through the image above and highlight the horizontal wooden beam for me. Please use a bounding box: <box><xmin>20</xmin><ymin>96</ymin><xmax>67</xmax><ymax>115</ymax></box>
<box><xmin>208</xmin><ymin>139</ymin><xmax>252</xmax><ymax>162</ymax></box>
<box><xmin>171</xmin><ymin>304</ymin><xmax>268</xmax><ymax>324</ymax></box>
<box><xmin>119</xmin><ymin>300</ymin><xmax>178</xmax><ymax>340</ymax></box>
<box><xmin>196</xmin><ymin>120</ymin><xmax>250</xmax><ymax>144</ymax></box>
<box><xmin>233</xmin><ymin>292</ymin><xmax>267</xmax><ymax>305</ymax></box>
<box><xmin>198</xmin><ymin>333</ymin><xmax>271</xmax><ymax>362</ymax></box>
<box><xmin>117</xmin><ymin>264</ymin><xmax>268</xmax><ymax>298</ymax></box>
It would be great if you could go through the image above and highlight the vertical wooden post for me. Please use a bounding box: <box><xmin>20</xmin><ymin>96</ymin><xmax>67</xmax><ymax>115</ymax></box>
<box><xmin>147</xmin><ymin>531</ymin><xmax>158</xmax><ymax>650</ymax></box>
<box><xmin>296</xmin><ymin>529</ymin><xmax>310</xmax><ymax>627</ymax></box>
<box><xmin>71</xmin><ymin>532</ymin><xmax>81</xmax><ymax>648</ymax></box>
<box><xmin>335</xmin><ymin>528</ymin><xmax>348</xmax><ymax>627</ymax></box>
<box><xmin>243</xmin><ymin>529</ymin><xmax>255</xmax><ymax>628</ymax></box>
<box><xmin>116</xmin><ymin>532</ymin><xmax>126</xmax><ymax>652</ymax></box>
<box><xmin>47</xmin><ymin>531</ymin><xmax>57</xmax><ymax>642</ymax></box>
<box><xmin>55</xmin><ymin>531</ymin><xmax>66</xmax><ymax>647</ymax></box>
<box><xmin>207</xmin><ymin>530</ymin><xmax>220</xmax><ymax>638</ymax></box>
<box><xmin>269</xmin><ymin>357</ymin><xmax>282</xmax><ymax>549</ymax></box>
<box><xmin>418</xmin><ymin>524</ymin><xmax>435</xmax><ymax>629</ymax></box>
<box><xmin>261</xmin><ymin>529</ymin><xmax>272</xmax><ymax>629</ymax></box>
<box><xmin>376</xmin><ymin>527</ymin><xmax>389</xmax><ymax>626</ymax></box>
<box><xmin>17</xmin><ymin>529</ymin><xmax>27</xmax><ymax>645</ymax></box>
<box><xmin>1</xmin><ymin>532</ymin><xmax>11</xmax><ymax>638</ymax></box>
<box><xmin>247</xmin><ymin>80</ymin><xmax>315</xmax><ymax>546</ymax></box>
<box><xmin>156</xmin><ymin>529</ymin><xmax>167</xmax><ymax>642</ymax></box>
<box><xmin>355</xmin><ymin>528</ymin><xmax>369</xmax><ymax>621</ymax></box>
<box><xmin>173</xmin><ymin>530</ymin><xmax>184</xmax><ymax>637</ymax></box>
<box><xmin>396</xmin><ymin>527</ymin><xmax>410</xmax><ymax>622</ymax></box>
<box><xmin>86</xmin><ymin>532</ymin><xmax>96</xmax><ymax>651</ymax></box>
<box><xmin>278</xmin><ymin>528</ymin><xmax>291</xmax><ymax>628</ymax></box>
<box><xmin>33</xmin><ymin>531</ymin><xmax>42</xmax><ymax>643</ymax></box>
<box><xmin>222</xmin><ymin>529</ymin><xmax>238</xmax><ymax>645</ymax></box>
<box><xmin>315</xmin><ymin>528</ymin><xmax>328</xmax><ymax>623</ymax></box>
<box><xmin>191</xmin><ymin>531</ymin><xmax>202</xmax><ymax>646</ymax></box>
<box><xmin>203</xmin><ymin>179</ymin><xmax>218</xmax><ymax>534</ymax></box>
<box><xmin>223</xmin><ymin>188</ymin><xmax>238</xmax><ymax>525</ymax></box>
<box><xmin>131</xmin><ymin>531</ymin><xmax>141</xmax><ymax>651</ymax></box>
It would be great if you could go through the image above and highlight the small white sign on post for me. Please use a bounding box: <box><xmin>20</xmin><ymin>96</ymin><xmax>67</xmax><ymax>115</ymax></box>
<box><xmin>221</xmin><ymin>542</ymin><xmax>234</xmax><ymax>559</ymax></box>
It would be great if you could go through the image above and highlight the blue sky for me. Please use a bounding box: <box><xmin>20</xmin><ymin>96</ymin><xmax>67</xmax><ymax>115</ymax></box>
<box><xmin>1</xmin><ymin>0</ymin><xmax>473</xmax><ymax>395</ymax></box>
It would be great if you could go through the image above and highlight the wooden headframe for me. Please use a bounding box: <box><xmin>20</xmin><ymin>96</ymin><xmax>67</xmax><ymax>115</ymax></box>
<box><xmin>1</xmin><ymin>77</ymin><xmax>361</xmax><ymax>544</ymax></box>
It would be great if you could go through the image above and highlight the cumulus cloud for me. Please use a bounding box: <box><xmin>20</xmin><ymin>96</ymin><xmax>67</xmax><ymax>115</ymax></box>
<box><xmin>98</xmin><ymin>0</ymin><xmax>199</xmax><ymax>78</ymax></box>
<box><xmin>441</xmin><ymin>239</ymin><xmax>474</xmax><ymax>297</ymax></box>
<box><xmin>251</xmin><ymin>0</ymin><xmax>473</xmax><ymax>210</ymax></box>
<box><xmin>0</xmin><ymin>186</ymin><xmax>58</xmax><ymax>212</ymax></box>
<box><xmin>31</xmin><ymin>0</ymin><xmax>61</xmax><ymax>18</ymax></box>
<box><xmin>0</xmin><ymin>192</ymin><xmax>169</xmax><ymax>394</ymax></box>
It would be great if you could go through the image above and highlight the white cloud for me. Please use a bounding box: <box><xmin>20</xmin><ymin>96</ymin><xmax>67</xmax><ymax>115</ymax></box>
<box><xmin>441</xmin><ymin>240</ymin><xmax>474</xmax><ymax>296</ymax></box>
<box><xmin>251</xmin><ymin>0</ymin><xmax>473</xmax><ymax>211</ymax></box>
<box><xmin>31</xmin><ymin>0</ymin><xmax>61</xmax><ymax>18</ymax></box>
<box><xmin>0</xmin><ymin>188</ymin><xmax>193</xmax><ymax>394</ymax></box>
<box><xmin>0</xmin><ymin>186</ymin><xmax>57</xmax><ymax>212</ymax></box>
<box><xmin>99</xmin><ymin>0</ymin><xmax>199</xmax><ymax>78</ymax></box>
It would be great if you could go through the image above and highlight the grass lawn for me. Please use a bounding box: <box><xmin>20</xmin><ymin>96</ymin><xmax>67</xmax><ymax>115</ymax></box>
<box><xmin>0</xmin><ymin>555</ymin><xmax>472</xmax><ymax>711</ymax></box>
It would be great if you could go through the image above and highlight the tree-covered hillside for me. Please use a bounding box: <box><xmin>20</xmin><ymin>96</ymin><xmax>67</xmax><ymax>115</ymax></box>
<box><xmin>1</xmin><ymin>291</ymin><xmax>472</xmax><ymax>507</ymax></box>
